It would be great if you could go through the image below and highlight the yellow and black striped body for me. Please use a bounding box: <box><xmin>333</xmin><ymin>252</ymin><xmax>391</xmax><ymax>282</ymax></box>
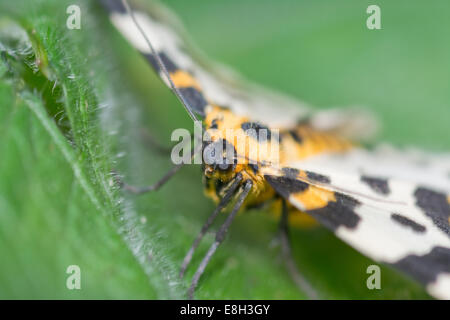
<box><xmin>202</xmin><ymin>105</ymin><xmax>353</xmax><ymax>227</ymax></box>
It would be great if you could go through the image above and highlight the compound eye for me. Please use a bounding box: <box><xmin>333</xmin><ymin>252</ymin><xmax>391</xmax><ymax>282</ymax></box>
<box><xmin>218</xmin><ymin>163</ymin><xmax>230</xmax><ymax>171</ymax></box>
<box><xmin>203</xmin><ymin>139</ymin><xmax>237</xmax><ymax>171</ymax></box>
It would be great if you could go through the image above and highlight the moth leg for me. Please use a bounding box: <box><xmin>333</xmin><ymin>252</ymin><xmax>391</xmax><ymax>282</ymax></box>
<box><xmin>187</xmin><ymin>180</ymin><xmax>253</xmax><ymax>299</ymax></box>
<box><xmin>115</xmin><ymin>163</ymin><xmax>184</xmax><ymax>194</ymax></box>
<box><xmin>179</xmin><ymin>173</ymin><xmax>243</xmax><ymax>278</ymax></box>
<box><xmin>140</xmin><ymin>128</ymin><xmax>195</xmax><ymax>155</ymax></box>
<box><xmin>115</xmin><ymin>142</ymin><xmax>199</xmax><ymax>195</ymax></box>
<box><xmin>139</xmin><ymin>128</ymin><xmax>173</xmax><ymax>155</ymax></box>
<box><xmin>279</xmin><ymin>199</ymin><xmax>319</xmax><ymax>299</ymax></box>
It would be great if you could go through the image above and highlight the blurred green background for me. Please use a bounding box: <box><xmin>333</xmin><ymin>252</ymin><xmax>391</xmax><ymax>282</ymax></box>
<box><xmin>0</xmin><ymin>0</ymin><xmax>449</xmax><ymax>299</ymax></box>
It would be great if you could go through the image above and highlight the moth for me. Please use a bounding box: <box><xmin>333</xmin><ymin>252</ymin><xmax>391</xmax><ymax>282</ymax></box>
<box><xmin>100</xmin><ymin>0</ymin><xmax>450</xmax><ymax>299</ymax></box>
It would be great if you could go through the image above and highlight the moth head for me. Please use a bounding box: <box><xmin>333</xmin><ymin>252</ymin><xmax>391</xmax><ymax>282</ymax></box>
<box><xmin>202</xmin><ymin>138</ymin><xmax>238</xmax><ymax>180</ymax></box>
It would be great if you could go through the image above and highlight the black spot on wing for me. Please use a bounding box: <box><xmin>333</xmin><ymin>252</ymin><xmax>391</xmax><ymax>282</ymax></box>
<box><xmin>177</xmin><ymin>87</ymin><xmax>207</xmax><ymax>117</ymax></box>
<box><xmin>100</xmin><ymin>0</ymin><xmax>127</xmax><ymax>14</ymax></box>
<box><xmin>282</xmin><ymin>167</ymin><xmax>299</xmax><ymax>179</ymax></box>
<box><xmin>266</xmin><ymin>172</ymin><xmax>361</xmax><ymax>231</ymax></box>
<box><xmin>241</xmin><ymin>122</ymin><xmax>272</xmax><ymax>142</ymax></box>
<box><xmin>306</xmin><ymin>171</ymin><xmax>331</xmax><ymax>184</ymax></box>
<box><xmin>414</xmin><ymin>187</ymin><xmax>450</xmax><ymax>236</ymax></box>
<box><xmin>288</xmin><ymin>130</ymin><xmax>303</xmax><ymax>144</ymax></box>
<box><xmin>265</xmin><ymin>175</ymin><xmax>308</xmax><ymax>199</ymax></box>
<box><xmin>391</xmin><ymin>246</ymin><xmax>450</xmax><ymax>285</ymax></box>
<box><xmin>143</xmin><ymin>51</ymin><xmax>207</xmax><ymax>117</ymax></box>
<box><xmin>391</xmin><ymin>213</ymin><xmax>426</xmax><ymax>233</ymax></box>
<box><xmin>143</xmin><ymin>52</ymin><xmax>179</xmax><ymax>73</ymax></box>
<box><xmin>307</xmin><ymin>193</ymin><xmax>361</xmax><ymax>231</ymax></box>
<box><xmin>361</xmin><ymin>176</ymin><xmax>390</xmax><ymax>195</ymax></box>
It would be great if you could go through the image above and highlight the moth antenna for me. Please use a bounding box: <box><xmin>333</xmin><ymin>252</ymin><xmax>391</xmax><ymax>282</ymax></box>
<box><xmin>121</xmin><ymin>0</ymin><xmax>199</xmax><ymax>122</ymax></box>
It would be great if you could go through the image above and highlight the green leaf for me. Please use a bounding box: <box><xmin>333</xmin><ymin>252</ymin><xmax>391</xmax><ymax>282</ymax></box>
<box><xmin>1</xmin><ymin>0</ymin><xmax>449</xmax><ymax>299</ymax></box>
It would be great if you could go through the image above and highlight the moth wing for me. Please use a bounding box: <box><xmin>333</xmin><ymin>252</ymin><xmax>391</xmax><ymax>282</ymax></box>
<box><xmin>287</xmin><ymin>145</ymin><xmax>450</xmax><ymax>192</ymax></box>
<box><xmin>101</xmin><ymin>0</ymin><xmax>377</xmax><ymax>139</ymax></box>
<box><xmin>264</xmin><ymin>146</ymin><xmax>450</xmax><ymax>299</ymax></box>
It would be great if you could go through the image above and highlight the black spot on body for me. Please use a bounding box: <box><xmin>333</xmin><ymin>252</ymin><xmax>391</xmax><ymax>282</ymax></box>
<box><xmin>361</xmin><ymin>176</ymin><xmax>390</xmax><ymax>195</ymax></box>
<box><xmin>143</xmin><ymin>52</ymin><xmax>178</xmax><ymax>73</ymax></box>
<box><xmin>210</xmin><ymin>119</ymin><xmax>218</xmax><ymax>129</ymax></box>
<box><xmin>307</xmin><ymin>193</ymin><xmax>361</xmax><ymax>231</ymax></box>
<box><xmin>391</xmin><ymin>246</ymin><xmax>450</xmax><ymax>285</ymax></box>
<box><xmin>414</xmin><ymin>187</ymin><xmax>450</xmax><ymax>235</ymax></box>
<box><xmin>249</xmin><ymin>163</ymin><xmax>259</xmax><ymax>174</ymax></box>
<box><xmin>203</xmin><ymin>174</ymin><xmax>212</xmax><ymax>189</ymax></box>
<box><xmin>245</xmin><ymin>201</ymin><xmax>269</xmax><ymax>210</ymax></box>
<box><xmin>214</xmin><ymin>179</ymin><xmax>227</xmax><ymax>198</ymax></box>
<box><xmin>178</xmin><ymin>87</ymin><xmax>207</xmax><ymax>116</ymax></box>
<box><xmin>241</xmin><ymin>122</ymin><xmax>272</xmax><ymax>142</ymax></box>
<box><xmin>306</xmin><ymin>171</ymin><xmax>331</xmax><ymax>184</ymax></box>
<box><xmin>265</xmin><ymin>175</ymin><xmax>308</xmax><ymax>199</ymax></box>
<box><xmin>391</xmin><ymin>213</ymin><xmax>426</xmax><ymax>233</ymax></box>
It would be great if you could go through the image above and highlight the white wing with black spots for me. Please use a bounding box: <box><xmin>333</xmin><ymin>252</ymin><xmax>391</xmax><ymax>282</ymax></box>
<box><xmin>270</xmin><ymin>146</ymin><xmax>450</xmax><ymax>299</ymax></box>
